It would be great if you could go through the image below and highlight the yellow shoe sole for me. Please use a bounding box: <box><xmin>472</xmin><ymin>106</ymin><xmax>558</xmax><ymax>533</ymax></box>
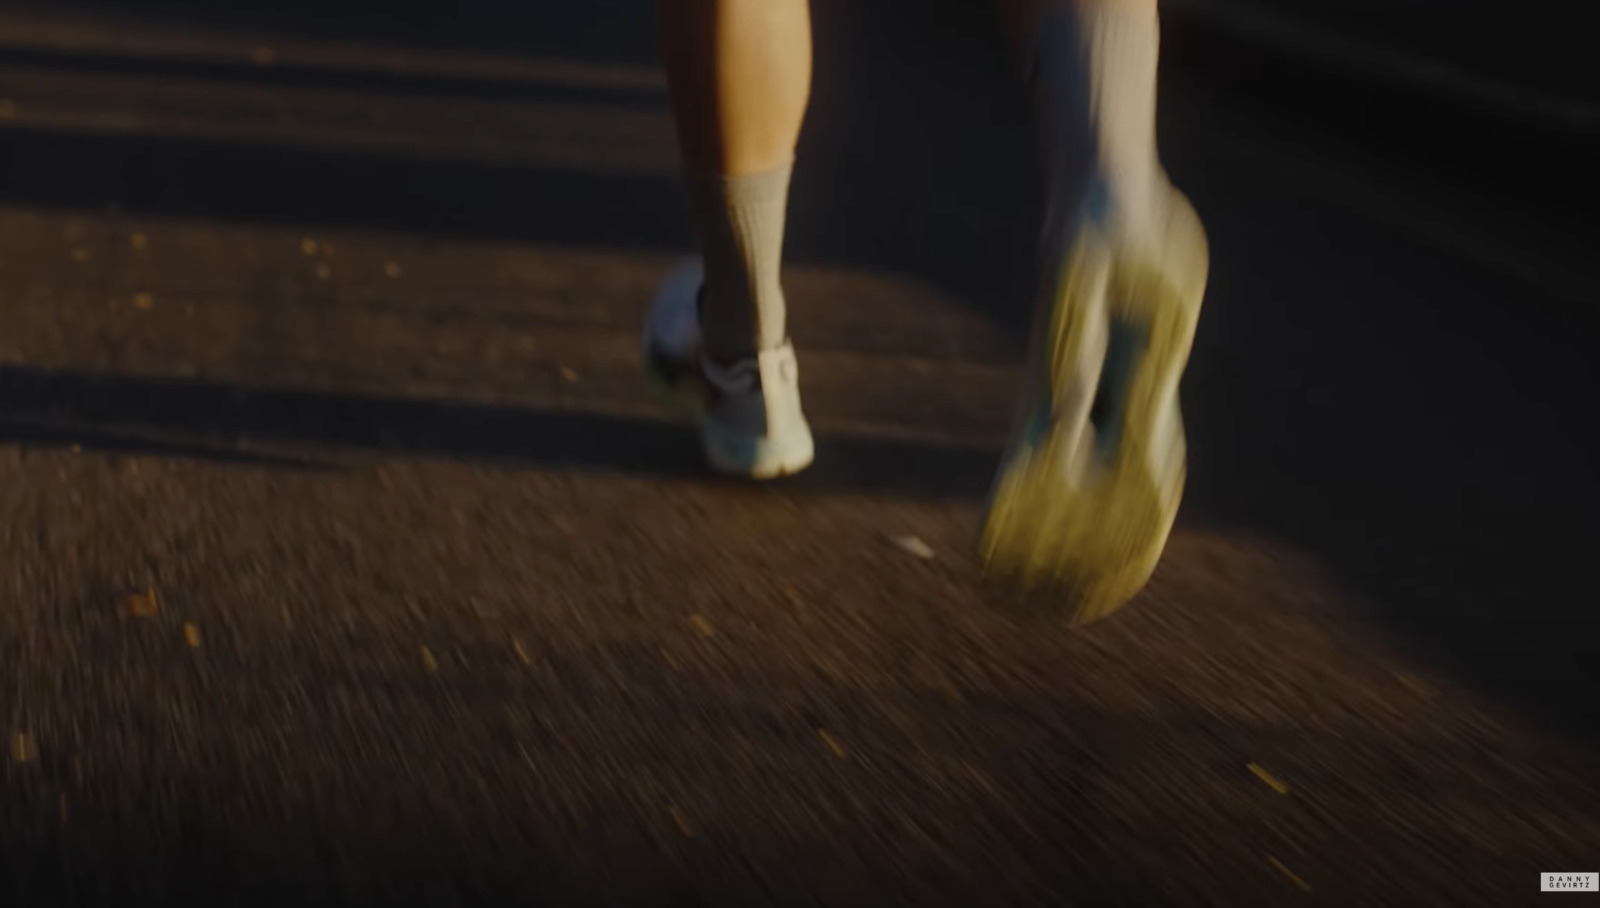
<box><xmin>980</xmin><ymin>189</ymin><xmax>1209</xmax><ymax>626</ymax></box>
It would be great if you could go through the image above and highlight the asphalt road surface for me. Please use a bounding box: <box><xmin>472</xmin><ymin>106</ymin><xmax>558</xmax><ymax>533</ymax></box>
<box><xmin>1</xmin><ymin>2</ymin><xmax>1598</xmax><ymax>906</ymax></box>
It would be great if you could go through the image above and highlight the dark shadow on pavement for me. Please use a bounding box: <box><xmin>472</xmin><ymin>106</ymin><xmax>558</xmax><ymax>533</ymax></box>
<box><xmin>0</xmin><ymin>127</ymin><xmax>694</xmax><ymax>259</ymax></box>
<box><xmin>0</xmin><ymin>365</ymin><xmax>998</xmax><ymax>498</ymax></box>
<box><xmin>1173</xmin><ymin>167</ymin><xmax>1600</xmax><ymax>746</ymax></box>
<box><xmin>0</xmin><ymin>416</ymin><xmax>332</xmax><ymax>469</ymax></box>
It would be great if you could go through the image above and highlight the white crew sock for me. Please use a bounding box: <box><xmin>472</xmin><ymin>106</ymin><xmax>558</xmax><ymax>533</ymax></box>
<box><xmin>688</xmin><ymin>161</ymin><xmax>794</xmax><ymax>363</ymax></box>
<box><xmin>1023</xmin><ymin>2</ymin><xmax>1163</xmax><ymax>243</ymax></box>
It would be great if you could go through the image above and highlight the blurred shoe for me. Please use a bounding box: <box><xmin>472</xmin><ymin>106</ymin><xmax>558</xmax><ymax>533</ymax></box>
<box><xmin>979</xmin><ymin>176</ymin><xmax>1209</xmax><ymax>625</ymax></box>
<box><xmin>643</xmin><ymin>260</ymin><xmax>815</xmax><ymax>479</ymax></box>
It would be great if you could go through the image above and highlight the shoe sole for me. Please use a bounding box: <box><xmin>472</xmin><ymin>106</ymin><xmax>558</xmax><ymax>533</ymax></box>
<box><xmin>979</xmin><ymin>189</ymin><xmax>1209</xmax><ymax>625</ymax></box>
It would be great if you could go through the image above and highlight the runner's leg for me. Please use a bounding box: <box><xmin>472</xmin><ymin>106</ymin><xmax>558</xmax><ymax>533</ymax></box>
<box><xmin>645</xmin><ymin>0</ymin><xmax>816</xmax><ymax>478</ymax></box>
<box><xmin>659</xmin><ymin>0</ymin><xmax>811</xmax><ymax>362</ymax></box>
<box><xmin>999</xmin><ymin>0</ymin><xmax>1161</xmax><ymax>246</ymax></box>
<box><xmin>982</xmin><ymin>0</ymin><xmax>1210</xmax><ymax>622</ymax></box>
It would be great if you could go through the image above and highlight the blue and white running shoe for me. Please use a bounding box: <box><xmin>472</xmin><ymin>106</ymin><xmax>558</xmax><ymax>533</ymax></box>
<box><xmin>643</xmin><ymin>260</ymin><xmax>815</xmax><ymax>480</ymax></box>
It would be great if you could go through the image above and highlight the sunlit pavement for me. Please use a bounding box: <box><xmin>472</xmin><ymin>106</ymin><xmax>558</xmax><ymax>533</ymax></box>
<box><xmin>1</xmin><ymin>3</ymin><xmax>1598</xmax><ymax>905</ymax></box>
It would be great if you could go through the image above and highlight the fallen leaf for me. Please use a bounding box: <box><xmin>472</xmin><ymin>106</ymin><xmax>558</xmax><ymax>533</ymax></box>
<box><xmin>184</xmin><ymin>623</ymin><xmax>201</xmax><ymax>648</ymax></box>
<box><xmin>314</xmin><ymin>264</ymin><xmax>332</xmax><ymax>280</ymax></box>
<box><xmin>130</xmin><ymin>232</ymin><xmax>149</xmax><ymax>250</ymax></box>
<box><xmin>1266</xmin><ymin>855</ymin><xmax>1311</xmax><ymax>892</ymax></box>
<box><xmin>71</xmin><ymin>248</ymin><xmax>91</xmax><ymax>263</ymax></box>
<box><xmin>689</xmin><ymin>614</ymin><xmax>716</xmax><ymax>637</ymax></box>
<box><xmin>383</xmin><ymin>262</ymin><xmax>402</xmax><ymax>278</ymax></box>
<box><xmin>818</xmin><ymin>730</ymin><xmax>847</xmax><ymax>758</ymax></box>
<box><xmin>12</xmin><ymin>732</ymin><xmax>35</xmax><ymax>763</ymax></box>
<box><xmin>124</xmin><ymin>588</ymin><xmax>159</xmax><ymax>617</ymax></box>
<box><xmin>1247</xmin><ymin>762</ymin><xmax>1290</xmax><ymax>795</ymax></box>
<box><xmin>421</xmin><ymin>646</ymin><xmax>438</xmax><ymax>672</ymax></box>
<box><xmin>133</xmin><ymin>293</ymin><xmax>154</xmax><ymax>310</ymax></box>
<box><xmin>891</xmin><ymin>535</ymin><xmax>936</xmax><ymax>560</ymax></box>
<box><xmin>559</xmin><ymin>366</ymin><xmax>579</xmax><ymax>383</ymax></box>
<box><xmin>301</xmin><ymin>238</ymin><xmax>318</xmax><ymax>256</ymax></box>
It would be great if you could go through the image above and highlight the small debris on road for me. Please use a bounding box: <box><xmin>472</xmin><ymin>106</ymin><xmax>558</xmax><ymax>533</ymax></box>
<box><xmin>124</xmin><ymin>588</ymin><xmax>159</xmax><ymax>617</ymax></box>
<box><xmin>130</xmin><ymin>232</ymin><xmax>149</xmax><ymax>250</ymax></box>
<box><xmin>12</xmin><ymin>732</ymin><xmax>35</xmax><ymax>764</ymax></box>
<box><xmin>689</xmin><ymin>614</ymin><xmax>716</xmax><ymax>637</ymax></box>
<box><xmin>301</xmin><ymin>238</ymin><xmax>318</xmax><ymax>256</ymax></box>
<box><xmin>184</xmin><ymin>623</ymin><xmax>201</xmax><ymax>648</ymax></box>
<box><xmin>669</xmin><ymin>805</ymin><xmax>695</xmax><ymax>836</ymax></box>
<box><xmin>818</xmin><ymin>730</ymin><xmax>847</xmax><ymax>758</ymax></box>
<box><xmin>384</xmin><ymin>262</ymin><xmax>402</xmax><ymax>278</ymax></box>
<box><xmin>421</xmin><ymin>646</ymin><xmax>439</xmax><ymax>672</ymax></box>
<box><xmin>890</xmin><ymin>535</ymin><xmax>936</xmax><ymax>560</ymax></box>
<box><xmin>1266</xmin><ymin>855</ymin><xmax>1312</xmax><ymax>892</ymax></box>
<box><xmin>133</xmin><ymin>293</ymin><xmax>154</xmax><ymax>310</ymax></box>
<box><xmin>1247</xmin><ymin>762</ymin><xmax>1290</xmax><ymax>795</ymax></box>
